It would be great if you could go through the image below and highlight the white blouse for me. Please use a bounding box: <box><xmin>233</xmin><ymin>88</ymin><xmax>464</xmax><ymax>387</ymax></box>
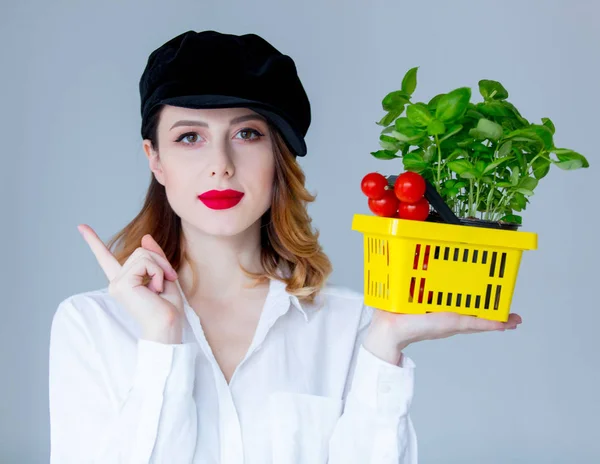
<box><xmin>49</xmin><ymin>276</ymin><xmax>417</xmax><ymax>463</ymax></box>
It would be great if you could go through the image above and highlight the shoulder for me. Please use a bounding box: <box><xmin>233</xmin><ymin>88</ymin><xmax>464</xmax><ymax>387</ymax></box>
<box><xmin>312</xmin><ymin>282</ymin><xmax>375</xmax><ymax>330</ymax></box>
<box><xmin>51</xmin><ymin>286</ymin><xmax>138</xmax><ymax>342</ymax></box>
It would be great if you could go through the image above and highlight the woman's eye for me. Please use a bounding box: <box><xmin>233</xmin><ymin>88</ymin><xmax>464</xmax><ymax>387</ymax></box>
<box><xmin>235</xmin><ymin>128</ymin><xmax>263</xmax><ymax>141</ymax></box>
<box><xmin>174</xmin><ymin>128</ymin><xmax>264</xmax><ymax>146</ymax></box>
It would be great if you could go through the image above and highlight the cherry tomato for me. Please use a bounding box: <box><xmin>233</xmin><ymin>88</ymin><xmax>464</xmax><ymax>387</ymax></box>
<box><xmin>394</xmin><ymin>171</ymin><xmax>426</xmax><ymax>203</ymax></box>
<box><xmin>361</xmin><ymin>172</ymin><xmax>388</xmax><ymax>200</ymax></box>
<box><xmin>398</xmin><ymin>197</ymin><xmax>430</xmax><ymax>221</ymax></box>
<box><xmin>368</xmin><ymin>189</ymin><xmax>399</xmax><ymax>217</ymax></box>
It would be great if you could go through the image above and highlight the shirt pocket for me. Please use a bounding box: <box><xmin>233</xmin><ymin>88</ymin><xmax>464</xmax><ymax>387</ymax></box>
<box><xmin>268</xmin><ymin>391</ymin><xmax>343</xmax><ymax>464</ymax></box>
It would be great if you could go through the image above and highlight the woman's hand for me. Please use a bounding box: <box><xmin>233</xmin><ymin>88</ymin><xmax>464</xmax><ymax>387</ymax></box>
<box><xmin>364</xmin><ymin>308</ymin><xmax>522</xmax><ymax>365</ymax></box>
<box><xmin>77</xmin><ymin>224</ymin><xmax>184</xmax><ymax>344</ymax></box>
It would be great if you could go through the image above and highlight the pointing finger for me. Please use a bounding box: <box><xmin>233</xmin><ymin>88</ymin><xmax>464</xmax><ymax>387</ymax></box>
<box><xmin>78</xmin><ymin>224</ymin><xmax>121</xmax><ymax>281</ymax></box>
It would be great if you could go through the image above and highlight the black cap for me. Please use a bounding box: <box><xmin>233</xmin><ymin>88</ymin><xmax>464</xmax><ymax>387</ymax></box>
<box><xmin>139</xmin><ymin>30</ymin><xmax>311</xmax><ymax>157</ymax></box>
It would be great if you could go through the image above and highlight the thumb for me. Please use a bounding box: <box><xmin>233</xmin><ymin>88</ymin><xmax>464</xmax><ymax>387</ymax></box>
<box><xmin>141</xmin><ymin>234</ymin><xmax>168</xmax><ymax>260</ymax></box>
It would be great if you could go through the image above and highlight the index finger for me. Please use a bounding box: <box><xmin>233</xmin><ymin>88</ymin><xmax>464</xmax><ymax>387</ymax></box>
<box><xmin>77</xmin><ymin>224</ymin><xmax>121</xmax><ymax>281</ymax></box>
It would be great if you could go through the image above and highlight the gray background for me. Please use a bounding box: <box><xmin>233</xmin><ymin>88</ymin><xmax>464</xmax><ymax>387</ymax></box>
<box><xmin>2</xmin><ymin>0</ymin><xmax>598</xmax><ymax>462</ymax></box>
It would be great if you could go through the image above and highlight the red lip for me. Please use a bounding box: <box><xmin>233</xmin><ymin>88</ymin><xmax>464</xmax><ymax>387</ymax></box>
<box><xmin>198</xmin><ymin>189</ymin><xmax>244</xmax><ymax>210</ymax></box>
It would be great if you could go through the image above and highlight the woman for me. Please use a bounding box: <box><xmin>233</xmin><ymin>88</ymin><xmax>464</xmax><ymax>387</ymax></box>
<box><xmin>48</xmin><ymin>30</ymin><xmax>521</xmax><ymax>464</ymax></box>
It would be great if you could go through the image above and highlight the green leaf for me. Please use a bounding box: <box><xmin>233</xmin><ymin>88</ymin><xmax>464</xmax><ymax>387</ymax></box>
<box><xmin>475</xmin><ymin>160</ymin><xmax>487</xmax><ymax>175</ymax></box>
<box><xmin>553</xmin><ymin>149</ymin><xmax>590</xmax><ymax>169</ymax></box>
<box><xmin>515</xmin><ymin>188</ymin><xmax>534</xmax><ymax>196</ymax></box>
<box><xmin>401</xmin><ymin>67</ymin><xmax>419</xmax><ymax>96</ymax></box>
<box><xmin>519</xmin><ymin>176</ymin><xmax>539</xmax><ymax>191</ymax></box>
<box><xmin>483</xmin><ymin>156</ymin><xmax>511</xmax><ymax>174</ymax></box>
<box><xmin>510</xmin><ymin>192</ymin><xmax>527</xmax><ymax>211</ymax></box>
<box><xmin>499</xmin><ymin>214</ymin><xmax>522</xmax><ymax>224</ymax></box>
<box><xmin>371</xmin><ymin>149</ymin><xmax>400</xmax><ymax>160</ymax></box>
<box><xmin>474</xmin><ymin>118</ymin><xmax>503</xmax><ymax>141</ymax></box>
<box><xmin>528</xmin><ymin>124</ymin><xmax>554</xmax><ymax>150</ymax></box>
<box><xmin>406</xmin><ymin>103</ymin><xmax>433</xmax><ymax>127</ymax></box>
<box><xmin>541</xmin><ymin>117</ymin><xmax>556</xmax><ymax>135</ymax></box>
<box><xmin>498</xmin><ymin>141</ymin><xmax>512</xmax><ymax>157</ymax></box>
<box><xmin>423</xmin><ymin>145</ymin><xmax>436</xmax><ymax>162</ymax></box>
<box><xmin>427</xmin><ymin>93</ymin><xmax>445</xmax><ymax>112</ymax></box>
<box><xmin>439</xmin><ymin>124</ymin><xmax>463</xmax><ymax>142</ymax></box>
<box><xmin>448</xmin><ymin>159</ymin><xmax>480</xmax><ymax>179</ymax></box>
<box><xmin>427</xmin><ymin>119</ymin><xmax>446</xmax><ymax>136</ymax></box>
<box><xmin>476</xmin><ymin>101</ymin><xmax>513</xmax><ymax>118</ymax></box>
<box><xmin>377</xmin><ymin>109</ymin><xmax>403</xmax><ymax>127</ymax></box>
<box><xmin>478</xmin><ymin>80</ymin><xmax>509</xmax><ymax>101</ymax></box>
<box><xmin>382</xmin><ymin>91</ymin><xmax>411</xmax><ymax>112</ymax></box>
<box><xmin>402</xmin><ymin>151</ymin><xmax>429</xmax><ymax>172</ymax></box>
<box><xmin>379</xmin><ymin>134</ymin><xmax>403</xmax><ymax>151</ymax></box>
<box><xmin>505</xmin><ymin>128</ymin><xmax>543</xmax><ymax>145</ymax></box>
<box><xmin>436</xmin><ymin>87</ymin><xmax>472</xmax><ymax>123</ymax></box>
<box><xmin>510</xmin><ymin>166</ymin><xmax>520</xmax><ymax>186</ymax></box>
<box><xmin>532</xmin><ymin>157</ymin><xmax>551</xmax><ymax>179</ymax></box>
<box><xmin>496</xmin><ymin>181</ymin><xmax>513</xmax><ymax>188</ymax></box>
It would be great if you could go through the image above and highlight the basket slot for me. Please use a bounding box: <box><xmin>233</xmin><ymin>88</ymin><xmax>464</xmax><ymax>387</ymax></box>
<box><xmin>456</xmin><ymin>293</ymin><xmax>462</xmax><ymax>307</ymax></box>
<box><xmin>494</xmin><ymin>285</ymin><xmax>502</xmax><ymax>310</ymax></box>
<box><xmin>413</xmin><ymin>244</ymin><xmax>421</xmax><ymax>270</ymax></box>
<box><xmin>465</xmin><ymin>294</ymin><xmax>472</xmax><ymax>308</ymax></box>
<box><xmin>386</xmin><ymin>241</ymin><xmax>390</xmax><ymax>267</ymax></box>
<box><xmin>463</xmin><ymin>249</ymin><xmax>469</xmax><ymax>262</ymax></box>
<box><xmin>437</xmin><ymin>292</ymin><xmax>443</xmax><ymax>305</ymax></box>
<box><xmin>499</xmin><ymin>252</ymin><xmax>507</xmax><ymax>278</ymax></box>
<box><xmin>434</xmin><ymin>246</ymin><xmax>440</xmax><ymax>259</ymax></box>
<box><xmin>475</xmin><ymin>295</ymin><xmax>481</xmax><ymax>308</ymax></box>
<box><xmin>472</xmin><ymin>249</ymin><xmax>479</xmax><ymax>263</ymax></box>
<box><xmin>489</xmin><ymin>252</ymin><xmax>498</xmax><ymax>277</ymax></box>
<box><xmin>453</xmin><ymin>248</ymin><xmax>460</xmax><ymax>261</ymax></box>
<box><xmin>423</xmin><ymin>245</ymin><xmax>430</xmax><ymax>270</ymax></box>
<box><xmin>482</xmin><ymin>250</ymin><xmax>488</xmax><ymax>264</ymax></box>
<box><xmin>446</xmin><ymin>293</ymin><xmax>453</xmax><ymax>306</ymax></box>
<box><xmin>484</xmin><ymin>284</ymin><xmax>492</xmax><ymax>309</ymax></box>
<box><xmin>427</xmin><ymin>291</ymin><xmax>433</xmax><ymax>304</ymax></box>
<box><xmin>418</xmin><ymin>278</ymin><xmax>426</xmax><ymax>303</ymax></box>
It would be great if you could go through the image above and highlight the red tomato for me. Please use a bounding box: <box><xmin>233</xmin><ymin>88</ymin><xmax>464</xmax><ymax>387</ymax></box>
<box><xmin>394</xmin><ymin>171</ymin><xmax>426</xmax><ymax>203</ymax></box>
<box><xmin>368</xmin><ymin>189</ymin><xmax>399</xmax><ymax>217</ymax></box>
<box><xmin>361</xmin><ymin>172</ymin><xmax>388</xmax><ymax>200</ymax></box>
<box><xmin>398</xmin><ymin>197</ymin><xmax>430</xmax><ymax>221</ymax></box>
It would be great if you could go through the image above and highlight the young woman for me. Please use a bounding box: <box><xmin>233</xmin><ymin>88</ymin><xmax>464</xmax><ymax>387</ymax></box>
<box><xmin>48</xmin><ymin>30</ymin><xmax>521</xmax><ymax>464</ymax></box>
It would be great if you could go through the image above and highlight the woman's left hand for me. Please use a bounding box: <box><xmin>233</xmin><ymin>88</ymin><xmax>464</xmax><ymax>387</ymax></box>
<box><xmin>363</xmin><ymin>309</ymin><xmax>522</xmax><ymax>365</ymax></box>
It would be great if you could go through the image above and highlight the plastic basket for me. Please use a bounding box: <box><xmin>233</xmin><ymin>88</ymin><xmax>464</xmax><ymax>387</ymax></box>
<box><xmin>351</xmin><ymin>214</ymin><xmax>537</xmax><ymax>322</ymax></box>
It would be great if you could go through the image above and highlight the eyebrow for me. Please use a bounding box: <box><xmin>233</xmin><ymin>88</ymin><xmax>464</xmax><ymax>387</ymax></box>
<box><xmin>169</xmin><ymin>114</ymin><xmax>267</xmax><ymax>131</ymax></box>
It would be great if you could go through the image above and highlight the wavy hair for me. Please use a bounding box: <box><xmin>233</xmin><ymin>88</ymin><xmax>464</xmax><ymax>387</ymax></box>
<box><xmin>106</xmin><ymin>105</ymin><xmax>332</xmax><ymax>304</ymax></box>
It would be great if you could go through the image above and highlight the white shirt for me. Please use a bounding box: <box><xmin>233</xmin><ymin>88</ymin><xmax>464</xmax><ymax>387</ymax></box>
<box><xmin>49</xmin><ymin>276</ymin><xmax>417</xmax><ymax>463</ymax></box>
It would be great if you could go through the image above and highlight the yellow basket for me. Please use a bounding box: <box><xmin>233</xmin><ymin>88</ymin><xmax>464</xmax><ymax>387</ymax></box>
<box><xmin>351</xmin><ymin>214</ymin><xmax>537</xmax><ymax>322</ymax></box>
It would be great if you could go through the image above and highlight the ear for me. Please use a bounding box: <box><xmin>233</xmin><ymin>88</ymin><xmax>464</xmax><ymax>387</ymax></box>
<box><xmin>143</xmin><ymin>139</ymin><xmax>166</xmax><ymax>186</ymax></box>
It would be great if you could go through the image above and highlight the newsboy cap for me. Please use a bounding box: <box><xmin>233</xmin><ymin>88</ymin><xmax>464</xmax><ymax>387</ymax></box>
<box><xmin>139</xmin><ymin>30</ymin><xmax>311</xmax><ymax>157</ymax></box>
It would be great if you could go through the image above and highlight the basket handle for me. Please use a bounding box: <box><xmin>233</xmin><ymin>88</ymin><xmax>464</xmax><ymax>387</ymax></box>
<box><xmin>387</xmin><ymin>175</ymin><xmax>461</xmax><ymax>225</ymax></box>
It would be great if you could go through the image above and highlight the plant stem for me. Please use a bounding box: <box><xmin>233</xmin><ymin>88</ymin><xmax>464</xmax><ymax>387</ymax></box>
<box><xmin>474</xmin><ymin>181</ymin><xmax>481</xmax><ymax>218</ymax></box>
<box><xmin>435</xmin><ymin>134</ymin><xmax>442</xmax><ymax>192</ymax></box>
<box><xmin>468</xmin><ymin>179</ymin><xmax>474</xmax><ymax>216</ymax></box>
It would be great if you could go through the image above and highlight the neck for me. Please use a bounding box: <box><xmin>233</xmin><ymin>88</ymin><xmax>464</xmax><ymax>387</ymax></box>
<box><xmin>178</xmin><ymin>220</ymin><xmax>267</xmax><ymax>302</ymax></box>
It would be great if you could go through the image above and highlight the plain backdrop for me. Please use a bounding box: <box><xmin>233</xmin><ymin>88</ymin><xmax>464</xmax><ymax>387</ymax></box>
<box><xmin>2</xmin><ymin>0</ymin><xmax>598</xmax><ymax>462</ymax></box>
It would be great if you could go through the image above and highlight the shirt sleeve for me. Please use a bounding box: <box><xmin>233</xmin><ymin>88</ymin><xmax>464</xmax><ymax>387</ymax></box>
<box><xmin>327</xmin><ymin>305</ymin><xmax>418</xmax><ymax>464</ymax></box>
<box><xmin>48</xmin><ymin>298</ymin><xmax>199</xmax><ymax>464</ymax></box>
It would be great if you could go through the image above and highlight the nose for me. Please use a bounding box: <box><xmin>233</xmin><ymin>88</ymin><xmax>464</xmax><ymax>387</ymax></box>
<box><xmin>208</xmin><ymin>146</ymin><xmax>235</xmax><ymax>179</ymax></box>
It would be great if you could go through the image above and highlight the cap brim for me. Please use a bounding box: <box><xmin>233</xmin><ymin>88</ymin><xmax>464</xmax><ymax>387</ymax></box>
<box><xmin>156</xmin><ymin>94</ymin><xmax>307</xmax><ymax>157</ymax></box>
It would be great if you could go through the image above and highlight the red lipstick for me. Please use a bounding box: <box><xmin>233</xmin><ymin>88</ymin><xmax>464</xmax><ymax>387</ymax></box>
<box><xmin>198</xmin><ymin>189</ymin><xmax>244</xmax><ymax>210</ymax></box>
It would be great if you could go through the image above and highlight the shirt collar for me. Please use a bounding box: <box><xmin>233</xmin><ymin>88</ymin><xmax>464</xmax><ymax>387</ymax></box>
<box><xmin>175</xmin><ymin>271</ymin><xmax>313</xmax><ymax>323</ymax></box>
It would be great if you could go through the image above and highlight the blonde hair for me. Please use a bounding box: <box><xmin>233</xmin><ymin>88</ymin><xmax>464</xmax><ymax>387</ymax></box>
<box><xmin>106</xmin><ymin>106</ymin><xmax>332</xmax><ymax>304</ymax></box>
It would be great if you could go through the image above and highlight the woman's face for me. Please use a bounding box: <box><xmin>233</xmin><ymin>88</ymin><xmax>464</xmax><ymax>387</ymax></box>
<box><xmin>143</xmin><ymin>105</ymin><xmax>275</xmax><ymax>237</ymax></box>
